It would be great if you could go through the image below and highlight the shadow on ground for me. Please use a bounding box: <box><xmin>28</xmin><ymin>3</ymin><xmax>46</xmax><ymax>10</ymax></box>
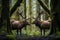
<box><xmin>0</xmin><ymin>34</ymin><xmax>60</xmax><ymax>40</ymax></box>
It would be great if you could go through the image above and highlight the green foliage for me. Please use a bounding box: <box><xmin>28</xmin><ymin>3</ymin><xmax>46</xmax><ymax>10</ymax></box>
<box><xmin>0</xmin><ymin>26</ymin><xmax>7</xmax><ymax>34</ymax></box>
<box><xmin>6</xmin><ymin>30</ymin><xmax>16</xmax><ymax>40</ymax></box>
<box><xmin>6</xmin><ymin>35</ymin><xmax>16</xmax><ymax>40</ymax></box>
<box><xmin>56</xmin><ymin>29</ymin><xmax>60</xmax><ymax>35</ymax></box>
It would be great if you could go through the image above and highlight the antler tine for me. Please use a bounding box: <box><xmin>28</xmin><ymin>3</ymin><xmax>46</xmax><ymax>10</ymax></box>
<box><xmin>18</xmin><ymin>11</ymin><xmax>26</xmax><ymax>19</ymax></box>
<box><xmin>37</xmin><ymin>12</ymin><xmax>41</xmax><ymax>18</ymax></box>
<box><xmin>31</xmin><ymin>17</ymin><xmax>36</xmax><ymax>19</ymax></box>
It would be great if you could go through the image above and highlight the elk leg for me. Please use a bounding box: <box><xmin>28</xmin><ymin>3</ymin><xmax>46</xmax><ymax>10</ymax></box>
<box><xmin>25</xmin><ymin>27</ymin><xmax>26</xmax><ymax>30</ymax></box>
<box><xmin>44</xmin><ymin>29</ymin><xmax>45</xmax><ymax>36</ymax></box>
<box><xmin>42</xmin><ymin>29</ymin><xmax>43</xmax><ymax>36</ymax></box>
<box><xmin>40</xmin><ymin>29</ymin><xmax>42</xmax><ymax>36</ymax></box>
<box><xmin>20</xmin><ymin>29</ymin><xmax>21</xmax><ymax>36</ymax></box>
<box><xmin>17</xmin><ymin>28</ymin><xmax>19</xmax><ymax>35</ymax></box>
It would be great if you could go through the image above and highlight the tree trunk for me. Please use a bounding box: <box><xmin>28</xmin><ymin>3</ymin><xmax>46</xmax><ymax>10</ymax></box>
<box><xmin>1</xmin><ymin>0</ymin><xmax>10</xmax><ymax>34</ymax></box>
<box><xmin>24</xmin><ymin>0</ymin><xmax>26</xmax><ymax>30</ymax></box>
<box><xmin>49</xmin><ymin>0</ymin><xmax>60</xmax><ymax>34</ymax></box>
<box><xmin>0</xmin><ymin>0</ymin><xmax>2</xmax><ymax>29</ymax></box>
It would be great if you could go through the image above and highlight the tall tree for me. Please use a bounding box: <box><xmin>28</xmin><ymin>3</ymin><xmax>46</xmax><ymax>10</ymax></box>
<box><xmin>24</xmin><ymin>0</ymin><xmax>27</xmax><ymax>30</ymax></box>
<box><xmin>0</xmin><ymin>0</ymin><xmax>2</xmax><ymax>28</ymax></box>
<box><xmin>1</xmin><ymin>0</ymin><xmax>10</xmax><ymax>33</ymax></box>
<box><xmin>49</xmin><ymin>0</ymin><xmax>60</xmax><ymax>34</ymax></box>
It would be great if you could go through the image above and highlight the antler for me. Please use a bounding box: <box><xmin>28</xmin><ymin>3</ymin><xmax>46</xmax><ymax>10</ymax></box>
<box><xmin>31</xmin><ymin>16</ymin><xmax>36</xmax><ymax>19</ymax></box>
<box><xmin>32</xmin><ymin>13</ymin><xmax>41</xmax><ymax>20</ymax></box>
<box><xmin>19</xmin><ymin>12</ymin><xmax>25</xmax><ymax>19</ymax></box>
<box><xmin>17</xmin><ymin>10</ymin><xmax>26</xmax><ymax>19</ymax></box>
<box><xmin>36</xmin><ymin>12</ymin><xmax>41</xmax><ymax>19</ymax></box>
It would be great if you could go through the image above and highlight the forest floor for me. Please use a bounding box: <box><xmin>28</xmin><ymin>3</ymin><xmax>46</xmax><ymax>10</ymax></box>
<box><xmin>15</xmin><ymin>34</ymin><xmax>60</xmax><ymax>40</ymax></box>
<box><xmin>0</xmin><ymin>30</ymin><xmax>60</xmax><ymax>40</ymax></box>
<box><xmin>0</xmin><ymin>34</ymin><xmax>60</xmax><ymax>40</ymax></box>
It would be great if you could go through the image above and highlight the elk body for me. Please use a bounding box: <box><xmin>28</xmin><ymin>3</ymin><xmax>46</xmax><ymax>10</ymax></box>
<box><xmin>10</xmin><ymin>19</ymin><xmax>29</xmax><ymax>35</ymax></box>
<box><xmin>32</xmin><ymin>20</ymin><xmax>51</xmax><ymax>36</ymax></box>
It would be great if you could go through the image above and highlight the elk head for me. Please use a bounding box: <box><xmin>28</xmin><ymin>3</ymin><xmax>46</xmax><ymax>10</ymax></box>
<box><xmin>10</xmin><ymin>19</ymin><xmax>15</xmax><ymax>24</ymax></box>
<box><xmin>22</xmin><ymin>17</ymin><xmax>30</xmax><ymax>25</ymax></box>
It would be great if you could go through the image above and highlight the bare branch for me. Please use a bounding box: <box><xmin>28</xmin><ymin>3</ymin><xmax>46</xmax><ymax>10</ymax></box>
<box><xmin>10</xmin><ymin>0</ymin><xmax>22</xmax><ymax>17</ymax></box>
<box><xmin>38</xmin><ymin>0</ymin><xmax>50</xmax><ymax>14</ymax></box>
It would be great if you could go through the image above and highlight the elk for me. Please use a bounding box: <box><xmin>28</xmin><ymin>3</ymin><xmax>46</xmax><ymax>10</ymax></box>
<box><xmin>10</xmin><ymin>19</ymin><xmax>30</xmax><ymax>35</ymax></box>
<box><xmin>33</xmin><ymin>20</ymin><xmax>51</xmax><ymax>35</ymax></box>
<box><xmin>10</xmin><ymin>11</ymin><xmax>30</xmax><ymax>35</ymax></box>
<box><xmin>32</xmin><ymin>13</ymin><xmax>51</xmax><ymax>36</ymax></box>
